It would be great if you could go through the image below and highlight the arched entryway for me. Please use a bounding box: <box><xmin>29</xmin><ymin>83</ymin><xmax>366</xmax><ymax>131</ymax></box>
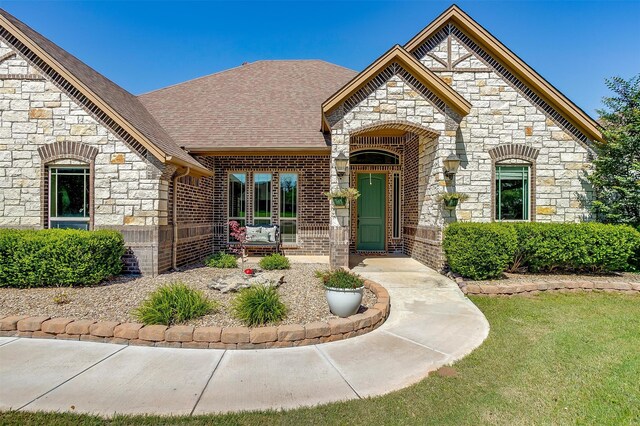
<box><xmin>347</xmin><ymin>120</ymin><xmax>439</xmax><ymax>257</ymax></box>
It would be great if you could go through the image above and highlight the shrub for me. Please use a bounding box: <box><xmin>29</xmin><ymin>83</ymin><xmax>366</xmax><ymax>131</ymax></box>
<box><xmin>232</xmin><ymin>285</ymin><xmax>287</xmax><ymax>326</ymax></box>
<box><xmin>443</xmin><ymin>222</ymin><xmax>640</xmax><ymax>279</ymax></box>
<box><xmin>512</xmin><ymin>223</ymin><xmax>640</xmax><ymax>273</ymax></box>
<box><xmin>316</xmin><ymin>269</ymin><xmax>365</xmax><ymax>289</ymax></box>
<box><xmin>259</xmin><ymin>253</ymin><xmax>290</xmax><ymax>270</ymax></box>
<box><xmin>133</xmin><ymin>282</ymin><xmax>218</xmax><ymax>326</ymax></box>
<box><xmin>0</xmin><ymin>229</ymin><xmax>124</xmax><ymax>287</ymax></box>
<box><xmin>443</xmin><ymin>223</ymin><xmax>518</xmax><ymax>280</ymax></box>
<box><xmin>205</xmin><ymin>251</ymin><xmax>237</xmax><ymax>268</ymax></box>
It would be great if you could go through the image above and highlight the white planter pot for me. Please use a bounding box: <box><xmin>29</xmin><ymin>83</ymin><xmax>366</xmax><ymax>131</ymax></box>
<box><xmin>325</xmin><ymin>286</ymin><xmax>364</xmax><ymax>318</ymax></box>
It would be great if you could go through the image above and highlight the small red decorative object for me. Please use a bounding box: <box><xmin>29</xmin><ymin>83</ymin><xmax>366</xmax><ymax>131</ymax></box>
<box><xmin>244</xmin><ymin>268</ymin><xmax>254</xmax><ymax>275</ymax></box>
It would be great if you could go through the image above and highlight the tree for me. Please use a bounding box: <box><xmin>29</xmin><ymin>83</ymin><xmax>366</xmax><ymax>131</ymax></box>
<box><xmin>589</xmin><ymin>75</ymin><xmax>640</xmax><ymax>227</ymax></box>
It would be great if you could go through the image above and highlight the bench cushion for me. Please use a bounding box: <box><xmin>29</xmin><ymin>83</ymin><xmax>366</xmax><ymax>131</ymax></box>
<box><xmin>246</xmin><ymin>225</ymin><xmax>278</xmax><ymax>244</ymax></box>
<box><xmin>246</xmin><ymin>226</ymin><xmax>269</xmax><ymax>243</ymax></box>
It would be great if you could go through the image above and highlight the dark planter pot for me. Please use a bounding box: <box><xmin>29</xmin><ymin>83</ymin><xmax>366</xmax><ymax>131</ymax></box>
<box><xmin>444</xmin><ymin>198</ymin><xmax>459</xmax><ymax>209</ymax></box>
<box><xmin>333</xmin><ymin>197</ymin><xmax>348</xmax><ymax>207</ymax></box>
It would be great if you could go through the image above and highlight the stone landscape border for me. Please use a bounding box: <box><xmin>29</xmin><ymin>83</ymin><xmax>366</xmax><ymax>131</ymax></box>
<box><xmin>453</xmin><ymin>274</ymin><xmax>640</xmax><ymax>295</ymax></box>
<box><xmin>0</xmin><ymin>279</ymin><xmax>390</xmax><ymax>349</ymax></box>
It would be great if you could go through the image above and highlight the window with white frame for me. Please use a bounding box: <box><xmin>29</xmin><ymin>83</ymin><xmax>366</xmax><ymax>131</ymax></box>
<box><xmin>228</xmin><ymin>173</ymin><xmax>246</xmax><ymax>239</ymax></box>
<box><xmin>49</xmin><ymin>167</ymin><xmax>90</xmax><ymax>230</ymax></box>
<box><xmin>253</xmin><ymin>173</ymin><xmax>272</xmax><ymax>225</ymax></box>
<box><xmin>495</xmin><ymin>165</ymin><xmax>529</xmax><ymax>221</ymax></box>
<box><xmin>279</xmin><ymin>173</ymin><xmax>298</xmax><ymax>243</ymax></box>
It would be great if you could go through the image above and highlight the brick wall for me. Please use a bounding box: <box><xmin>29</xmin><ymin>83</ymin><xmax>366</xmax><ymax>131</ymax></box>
<box><xmin>206</xmin><ymin>155</ymin><xmax>331</xmax><ymax>256</ymax></box>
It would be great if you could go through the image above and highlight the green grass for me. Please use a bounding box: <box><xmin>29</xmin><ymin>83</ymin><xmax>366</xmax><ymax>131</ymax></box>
<box><xmin>3</xmin><ymin>292</ymin><xmax>639</xmax><ymax>425</ymax></box>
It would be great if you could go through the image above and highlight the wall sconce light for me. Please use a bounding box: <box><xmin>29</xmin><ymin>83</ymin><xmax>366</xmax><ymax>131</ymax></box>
<box><xmin>443</xmin><ymin>153</ymin><xmax>461</xmax><ymax>181</ymax></box>
<box><xmin>335</xmin><ymin>152</ymin><xmax>349</xmax><ymax>177</ymax></box>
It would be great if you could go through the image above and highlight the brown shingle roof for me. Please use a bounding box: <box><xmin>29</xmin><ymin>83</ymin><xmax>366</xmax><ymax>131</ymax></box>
<box><xmin>0</xmin><ymin>8</ymin><xmax>207</xmax><ymax>172</ymax></box>
<box><xmin>139</xmin><ymin>60</ymin><xmax>357</xmax><ymax>151</ymax></box>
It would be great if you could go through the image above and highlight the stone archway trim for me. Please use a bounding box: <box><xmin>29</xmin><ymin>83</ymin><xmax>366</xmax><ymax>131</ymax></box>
<box><xmin>489</xmin><ymin>144</ymin><xmax>539</xmax><ymax>222</ymax></box>
<box><xmin>349</xmin><ymin>120</ymin><xmax>439</xmax><ymax>139</ymax></box>
<box><xmin>488</xmin><ymin>143</ymin><xmax>539</xmax><ymax>162</ymax></box>
<box><xmin>38</xmin><ymin>141</ymin><xmax>99</xmax><ymax>163</ymax></box>
<box><xmin>38</xmin><ymin>141</ymin><xmax>98</xmax><ymax>230</ymax></box>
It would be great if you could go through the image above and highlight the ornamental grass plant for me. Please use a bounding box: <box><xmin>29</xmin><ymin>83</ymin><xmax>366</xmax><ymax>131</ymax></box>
<box><xmin>134</xmin><ymin>282</ymin><xmax>218</xmax><ymax>326</ymax></box>
<box><xmin>232</xmin><ymin>284</ymin><xmax>287</xmax><ymax>326</ymax></box>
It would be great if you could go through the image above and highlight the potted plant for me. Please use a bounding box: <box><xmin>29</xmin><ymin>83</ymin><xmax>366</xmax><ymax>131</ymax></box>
<box><xmin>324</xmin><ymin>187</ymin><xmax>360</xmax><ymax>208</ymax></box>
<box><xmin>316</xmin><ymin>269</ymin><xmax>364</xmax><ymax>317</ymax></box>
<box><xmin>437</xmin><ymin>192</ymin><xmax>469</xmax><ymax>210</ymax></box>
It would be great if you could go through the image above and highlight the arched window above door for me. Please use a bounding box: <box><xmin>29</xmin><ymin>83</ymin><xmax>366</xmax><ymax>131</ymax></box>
<box><xmin>349</xmin><ymin>150</ymin><xmax>399</xmax><ymax>165</ymax></box>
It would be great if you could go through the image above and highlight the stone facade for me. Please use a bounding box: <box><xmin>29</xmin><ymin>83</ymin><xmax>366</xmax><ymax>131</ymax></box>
<box><xmin>0</xmin><ymin>10</ymin><xmax>599</xmax><ymax>276</ymax></box>
<box><xmin>0</xmin><ymin>40</ymin><xmax>171</xmax><ymax>274</ymax></box>
<box><xmin>416</xmin><ymin>27</ymin><xmax>593</xmax><ymax>224</ymax></box>
<box><xmin>325</xmin><ymin>29</ymin><xmax>594</xmax><ymax>270</ymax></box>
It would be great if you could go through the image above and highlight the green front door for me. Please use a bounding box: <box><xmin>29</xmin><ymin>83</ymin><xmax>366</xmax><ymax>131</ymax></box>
<box><xmin>357</xmin><ymin>173</ymin><xmax>386</xmax><ymax>251</ymax></box>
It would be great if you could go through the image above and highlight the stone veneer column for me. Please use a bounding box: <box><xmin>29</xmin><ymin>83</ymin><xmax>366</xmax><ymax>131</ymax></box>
<box><xmin>329</xmin><ymin>134</ymin><xmax>350</xmax><ymax>269</ymax></box>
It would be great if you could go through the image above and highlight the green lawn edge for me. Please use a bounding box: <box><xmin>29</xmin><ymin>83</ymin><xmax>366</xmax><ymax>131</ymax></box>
<box><xmin>2</xmin><ymin>292</ymin><xmax>639</xmax><ymax>425</ymax></box>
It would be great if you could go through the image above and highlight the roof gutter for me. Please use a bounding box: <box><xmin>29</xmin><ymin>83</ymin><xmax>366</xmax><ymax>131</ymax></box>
<box><xmin>165</xmin><ymin>156</ymin><xmax>212</xmax><ymax>177</ymax></box>
<box><xmin>185</xmin><ymin>147</ymin><xmax>331</xmax><ymax>156</ymax></box>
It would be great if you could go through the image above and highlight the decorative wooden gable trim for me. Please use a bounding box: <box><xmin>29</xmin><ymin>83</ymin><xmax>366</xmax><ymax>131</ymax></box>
<box><xmin>321</xmin><ymin>45</ymin><xmax>471</xmax><ymax>131</ymax></box>
<box><xmin>404</xmin><ymin>5</ymin><xmax>603</xmax><ymax>143</ymax></box>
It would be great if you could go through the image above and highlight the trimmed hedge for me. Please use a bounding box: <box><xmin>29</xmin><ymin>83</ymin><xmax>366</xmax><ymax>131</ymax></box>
<box><xmin>444</xmin><ymin>222</ymin><xmax>640</xmax><ymax>280</ymax></box>
<box><xmin>443</xmin><ymin>223</ymin><xmax>518</xmax><ymax>280</ymax></box>
<box><xmin>0</xmin><ymin>229</ymin><xmax>125</xmax><ymax>287</ymax></box>
<box><xmin>512</xmin><ymin>223</ymin><xmax>640</xmax><ymax>273</ymax></box>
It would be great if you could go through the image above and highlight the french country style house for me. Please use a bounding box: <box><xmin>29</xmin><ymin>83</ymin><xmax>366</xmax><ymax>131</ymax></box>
<box><xmin>0</xmin><ymin>6</ymin><xmax>603</xmax><ymax>275</ymax></box>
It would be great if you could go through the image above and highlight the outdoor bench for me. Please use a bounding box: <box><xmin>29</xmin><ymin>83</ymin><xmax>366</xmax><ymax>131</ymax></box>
<box><xmin>243</xmin><ymin>224</ymin><xmax>281</xmax><ymax>253</ymax></box>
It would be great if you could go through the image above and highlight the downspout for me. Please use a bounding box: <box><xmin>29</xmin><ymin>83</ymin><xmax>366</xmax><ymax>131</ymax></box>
<box><xmin>172</xmin><ymin>167</ymin><xmax>190</xmax><ymax>270</ymax></box>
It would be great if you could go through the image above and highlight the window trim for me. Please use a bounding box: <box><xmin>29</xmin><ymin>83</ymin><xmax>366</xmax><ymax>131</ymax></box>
<box><xmin>48</xmin><ymin>165</ymin><xmax>91</xmax><ymax>230</ymax></box>
<box><xmin>253</xmin><ymin>172</ymin><xmax>273</xmax><ymax>226</ymax></box>
<box><xmin>392</xmin><ymin>172</ymin><xmax>401</xmax><ymax>239</ymax></box>
<box><xmin>279</xmin><ymin>172</ymin><xmax>299</xmax><ymax>245</ymax></box>
<box><xmin>349</xmin><ymin>149</ymin><xmax>400</xmax><ymax>165</ymax></box>
<box><xmin>494</xmin><ymin>164</ymin><xmax>531</xmax><ymax>222</ymax></box>
<box><xmin>227</xmin><ymin>171</ymin><xmax>247</xmax><ymax>242</ymax></box>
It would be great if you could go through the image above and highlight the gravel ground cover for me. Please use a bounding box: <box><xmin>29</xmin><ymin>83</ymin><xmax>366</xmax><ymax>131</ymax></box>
<box><xmin>468</xmin><ymin>271</ymin><xmax>640</xmax><ymax>286</ymax></box>
<box><xmin>0</xmin><ymin>262</ymin><xmax>376</xmax><ymax>327</ymax></box>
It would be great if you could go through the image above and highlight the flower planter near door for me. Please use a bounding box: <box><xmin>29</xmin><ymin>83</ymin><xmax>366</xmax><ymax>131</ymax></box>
<box><xmin>324</xmin><ymin>285</ymin><xmax>364</xmax><ymax>317</ymax></box>
<box><xmin>333</xmin><ymin>196</ymin><xmax>347</xmax><ymax>207</ymax></box>
<box><xmin>436</xmin><ymin>192</ymin><xmax>469</xmax><ymax>211</ymax></box>
<box><xmin>444</xmin><ymin>198</ymin><xmax>459</xmax><ymax>210</ymax></box>
<box><xmin>324</xmin><ymin>188</ymin><xmax>360</xmax><ymax>210</ymax></box>
<box><xmin>318</xmin><ymin>269</ymin><xmax>365</xmax><ymax>317</ymax></box>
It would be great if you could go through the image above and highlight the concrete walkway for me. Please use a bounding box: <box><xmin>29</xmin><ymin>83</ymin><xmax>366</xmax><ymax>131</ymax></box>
<box><xmin>0</xmin><ymin>257</ymin><xmax>489</xmax><ymax>416</ymax></box>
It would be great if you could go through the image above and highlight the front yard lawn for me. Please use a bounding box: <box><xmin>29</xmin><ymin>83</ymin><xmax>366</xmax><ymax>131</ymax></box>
<box><xmin>2</xmin><ymin>292</ymin><xmax>639</xmax><ymax>425</ymax></box>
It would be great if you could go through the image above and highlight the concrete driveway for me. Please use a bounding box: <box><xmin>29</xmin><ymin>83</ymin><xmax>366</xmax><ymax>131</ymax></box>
<box><xmin>0</xmin><ymin>256</ymin><xmax>489</xmax><ymax>416</ymax></box>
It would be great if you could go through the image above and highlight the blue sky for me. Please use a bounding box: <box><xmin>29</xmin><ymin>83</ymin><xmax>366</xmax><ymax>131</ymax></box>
<box><xmin>3</xmin><ymin>1</ymin><xmax>639</xmax><ymax>116</ymax></box>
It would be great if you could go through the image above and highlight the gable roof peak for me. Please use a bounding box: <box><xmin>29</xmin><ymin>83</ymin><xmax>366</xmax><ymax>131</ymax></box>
<box><xmin>322</xmin><ymin>44</ymin><xmax>472</xmax><ymax>130</ymax></box>
<box><xmin>404</xmin><ymin>4</ymin><xmax>603</xmax><ymax>142</ymax></box>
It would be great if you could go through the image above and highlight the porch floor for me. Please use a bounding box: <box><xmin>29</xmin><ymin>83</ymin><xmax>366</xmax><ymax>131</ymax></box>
<box><xmin>0</xmin><ymin>257</ymin><xmax>489</xmax><ymax>416</ymax></box>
